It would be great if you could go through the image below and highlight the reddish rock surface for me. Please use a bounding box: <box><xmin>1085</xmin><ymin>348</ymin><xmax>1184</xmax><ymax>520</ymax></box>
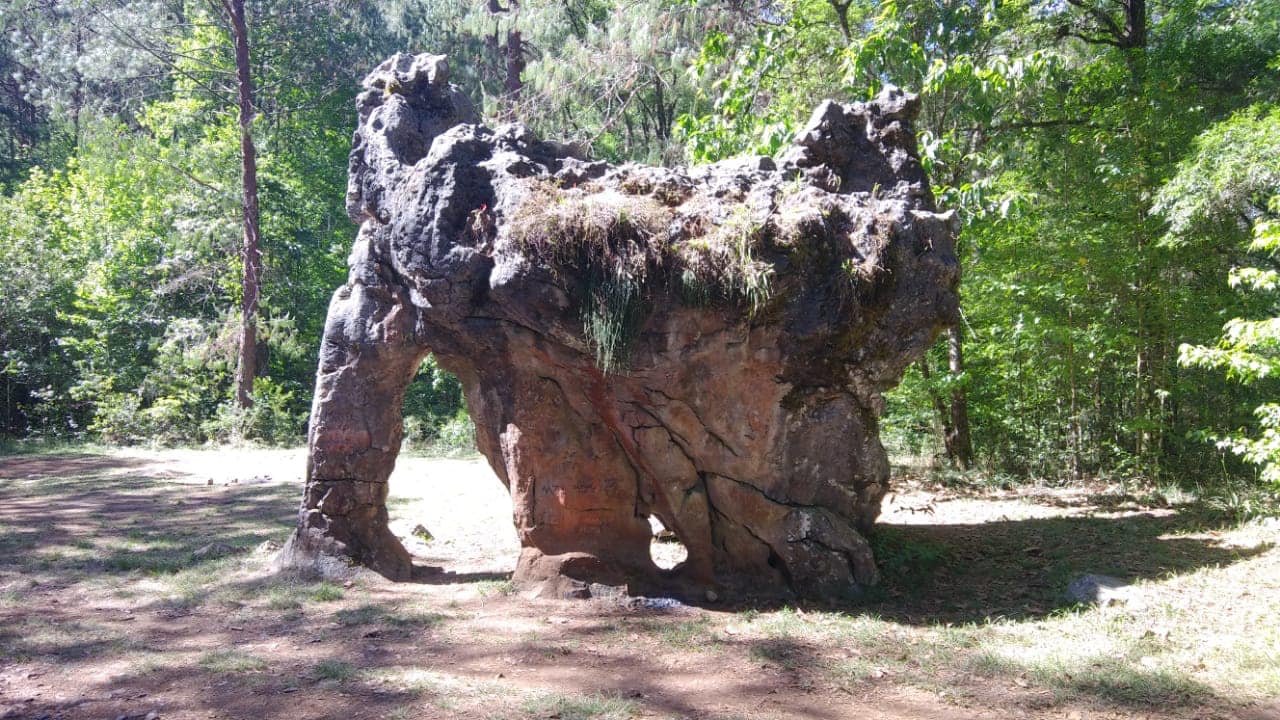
<box><xmin>278</xmin><ymin>52</ymin><xmax>960</xmax><ymax>601</ymax></box>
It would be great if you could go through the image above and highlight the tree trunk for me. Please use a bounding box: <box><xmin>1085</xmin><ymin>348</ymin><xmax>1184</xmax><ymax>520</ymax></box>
<box><xmin>1124</xmin><ymin>0</ymin><xmax>1146</xmax><ymax>49</ymax></box>
<box><xmin>828</xmin><ymin>0</ymin><xmax>853</xmax><ymax>43</ymax></box>
<box><xmin>504</xmin><ymin>29</ymin><xmax>525</xmax><ymax>98</ymax></box>
<box><xmin>1067</xmin><ymin>305</ymin><xmax>1081</xmax><ymax>479</ymax></box>
<box><xmin>226</xmin><ymin>0</ymin><xmax>261</xmax><ymax>409</ymax></box>
<box><xmin>918</xmin><ymin>327</ymin><xmax>974</xmax><ymax>469</ymax></box>
<box><xmin>917</xmin><ymin>355</ymin><xmax>953</xmax><ymax>455</ymax></box>
<box><xmin>947</xmin><ymin>325</ymin><xmax>974</xmax><ymax>469</ymax></box>
<box><xmin>72</xmin><ymin>24</ymin><xmax>83</xmax><ymax>149</ymax></box>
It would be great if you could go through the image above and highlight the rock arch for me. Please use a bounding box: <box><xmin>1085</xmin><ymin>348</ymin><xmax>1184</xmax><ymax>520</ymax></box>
<box><xmin>277</xmin><ymin>53</ymin><xmax>960</xmax><ymax>601</ymax></box>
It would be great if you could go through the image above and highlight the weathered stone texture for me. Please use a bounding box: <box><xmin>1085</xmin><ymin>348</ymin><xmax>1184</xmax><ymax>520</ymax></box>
<box><xmin>278</xmin><ymin>52</ymin><xmax>960</xmax><ymax>601</ymax></box>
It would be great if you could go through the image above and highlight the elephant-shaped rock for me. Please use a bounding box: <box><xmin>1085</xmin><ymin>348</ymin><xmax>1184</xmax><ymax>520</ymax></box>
<box><xmin>278</xmin><ymin>52</ymin><xmax>960</xmax><ymax>602</ymax></box>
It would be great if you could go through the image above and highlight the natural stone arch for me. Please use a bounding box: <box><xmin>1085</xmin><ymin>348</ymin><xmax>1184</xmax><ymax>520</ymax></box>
<box><xmin>277</xmin><ymin>53</ymin><xmax>960</xmax><ymax>602</ymax></box>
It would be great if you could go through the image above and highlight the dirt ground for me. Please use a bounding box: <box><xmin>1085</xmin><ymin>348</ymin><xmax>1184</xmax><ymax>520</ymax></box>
<box><xmin>0</xmin><ymin>448</ymin><xmax>1277</xmax><ymax>720</ymax></box>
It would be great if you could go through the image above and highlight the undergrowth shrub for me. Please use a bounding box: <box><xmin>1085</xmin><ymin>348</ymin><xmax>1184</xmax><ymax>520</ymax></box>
<box><xmin>203</xmin><ymin>377</ymin><xmax>304</xmax><ymax>445</ymax></box>
<box><xmin>74</xmin><ymin>315</ymin><xmax>310</xmax><ymax>446</ymax></box>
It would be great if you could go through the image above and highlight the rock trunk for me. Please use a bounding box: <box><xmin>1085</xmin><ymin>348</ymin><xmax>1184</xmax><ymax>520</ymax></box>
<box><xmin>278</xmin><ymin>53</ymin><xmax>960</xmax><ymax>601</ymax></box>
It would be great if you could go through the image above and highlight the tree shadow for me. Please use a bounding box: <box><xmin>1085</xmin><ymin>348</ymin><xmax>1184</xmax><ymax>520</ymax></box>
<box><xmin>409</xmin><ymin>565</ymin><xmax>510</xmax><ymax>584</ymax></box>
<box><xmin>854</xmin><ymin>510</ymin><xmax>1272</xmax><ymax>624</ymax></box>
<box><xmin>0</xmin><ymin>471</ymin><xmax>298</xmax><ymax>584</ymax></box>
<box><xmin>0</xmin><ymin>453</ymin><xmax>146</xmax><ymax>479</ymax></box>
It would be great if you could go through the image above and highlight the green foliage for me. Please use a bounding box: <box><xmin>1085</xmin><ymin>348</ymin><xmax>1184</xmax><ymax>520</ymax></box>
<box><xmin>1177</xmin><ymin>186</ymin><xmax>1280</xmax><ymax>482</ymax></box>
<box><xmin>401</xmin><ymin>356</ymin><xmax>472</xmax><ymax>454</ymax></box>
<box><xmin>1159</xmin><ymin>61</ymin><xmax>1280</xmax><ymax>488</ymax></box>
<box><xmin>1157</xmin><ymin>106</ymin><xmax>1280</xmax><ymax>246</ymax></box>
<box><xmin>907</xmin><ymin>0</ymin><xmax>1277</xmax><ymax>481</ymax></box>
<box><xmin>0</xmin><ymin>165</ymin><xmax>84</xmax><ymax>434</ymax></box>
<box><xmin>676</xmin><ymin>23</ymin><xmax>806</xmax><ymax>162</ymax></box>
<box><xmin>3</xmin><ymin>0</ymin><xmax>1279</xmax><ymax>492</ymax></box>
<box><xmin>0</xmin><ymin>0</ymin><xmax>433</xmax><ymax>446</ymax></box>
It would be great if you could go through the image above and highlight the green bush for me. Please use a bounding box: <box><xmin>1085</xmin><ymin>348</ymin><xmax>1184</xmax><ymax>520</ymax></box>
<box><xmin>203</xmin><ymin>377</ymin><xmax>304</xmax><ymax>445</ymax></box>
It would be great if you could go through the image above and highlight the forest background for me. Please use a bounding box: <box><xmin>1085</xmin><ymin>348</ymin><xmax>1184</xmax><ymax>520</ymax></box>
<box><xmin>2</xmin><ymin>0</ymin><xmax>1278</xmax><ymax>506</ymax></box>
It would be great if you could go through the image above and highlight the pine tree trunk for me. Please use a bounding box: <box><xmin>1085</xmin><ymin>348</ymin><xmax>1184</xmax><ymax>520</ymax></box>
<box><xmin>227</xmin><ymin>0</ymin><xmax>260</xmax><ymax>409</ymax></box>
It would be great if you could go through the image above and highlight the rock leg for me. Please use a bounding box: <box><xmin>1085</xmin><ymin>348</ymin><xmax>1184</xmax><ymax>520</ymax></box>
<box><xmin>471</xmin><ymin>367</ymin><xmax>658</xmax><ymax>596</ymax></box>
<box><xmin>277</xmin><ymin>279</ymin><xmax>425</xmax><ymax>580</ymax></box>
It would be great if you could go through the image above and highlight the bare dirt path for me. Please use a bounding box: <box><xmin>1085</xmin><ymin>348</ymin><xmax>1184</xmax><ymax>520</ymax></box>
<box><xmin>0</xmin><ymin>449</ymin><xmax>1276</xmax><ymax>720</ymax></box>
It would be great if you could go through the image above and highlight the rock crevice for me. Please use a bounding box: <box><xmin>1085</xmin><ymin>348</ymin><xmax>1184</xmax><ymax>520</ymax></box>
<box><xmin>278</xmin><ymin>52</ymin><xmax>960</xmax><ymax>601</ymax></box>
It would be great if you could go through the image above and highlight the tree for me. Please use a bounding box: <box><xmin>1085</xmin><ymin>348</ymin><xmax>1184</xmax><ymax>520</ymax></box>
<box><xmin>0</xmin><ymin>0</ymin><xmax>407</xmax><ymax>443</ymax></box>
<box><xmin>1179</xmin><ymin>194</ymin><xmax>1280</xmax><ymax>485</ymax></box>
<box><xmin>221</xmin><ymin>0</ymin><xmax>261</xmax><ymax>409</ymax></box>
<box><xmin>1162</xmin><ymin>106</ymin><xmax>1280</xmax><ymax>484</ymax></box>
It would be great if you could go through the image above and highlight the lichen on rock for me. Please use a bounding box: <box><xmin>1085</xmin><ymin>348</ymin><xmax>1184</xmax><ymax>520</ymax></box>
<box><xmin>277</xmin><ymin>52</ymin><xmax>960</xmax><ymax>602</ymax></box>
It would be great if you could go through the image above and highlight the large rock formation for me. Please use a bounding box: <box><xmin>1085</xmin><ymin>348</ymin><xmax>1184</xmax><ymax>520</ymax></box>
<box><xmin>278</xmin><ymin>52</ymin><xmax>960</xmax><ymax>601</ymax></box>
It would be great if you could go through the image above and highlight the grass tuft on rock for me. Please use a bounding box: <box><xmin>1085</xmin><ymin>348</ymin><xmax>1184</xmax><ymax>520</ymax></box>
<box><xmin>507</xmin><ymin>180</ymin><xmax>793</xmax><ymax>371</ymax></box>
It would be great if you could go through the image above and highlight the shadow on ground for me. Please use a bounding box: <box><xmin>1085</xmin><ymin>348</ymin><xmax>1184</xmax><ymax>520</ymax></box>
<box><xmin>857</xmin><ymin>510</ymin><xmax>1272</xmax><ymax>623</ymax></box>
<box><xmin>0</xmin><ymin>453</ymin><xmax>146</xmax><ymax>480</ymax></box>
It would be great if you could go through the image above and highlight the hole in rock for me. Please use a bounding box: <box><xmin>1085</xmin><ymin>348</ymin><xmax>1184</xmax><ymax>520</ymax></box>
<box><xmin>648</xmin><ymin>515</ymin><xmax>688</xmax><ymax>570</ymax></box>
<box><xmin>400</xmin><ymin>356</ymin><xmax>469</xmax><ymax>456</ymax></box>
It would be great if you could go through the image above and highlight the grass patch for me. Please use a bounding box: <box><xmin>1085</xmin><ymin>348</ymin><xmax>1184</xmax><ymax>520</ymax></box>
<box><xmin>0</xmin><ymin>586</ymin><xmax>26</xmax><ymax>608</ymax></box>
<box><xmin>744</xmin><ymin>607</ymin><xmax>887</xmax><ymax>645</ymax></box>
<box><xmin>199</xmin><ymin>650</ymin><xmax>267</xmax><ymax>674</ymax></box>
<box><xmin>749</xmin><ymin>638</ymin><xmax>804</xmax><ymax>669</ymax></box>
<box><xmin>868</xmin><ymin>525</ymin><xmax>949</xmax><ymax>586</ymax></box>
<box><xmin>521</xmin><ymin>692</ymin><xmax>639</xmax><ymax>720</ymax></box>
<box><xmin>335</xmin><ymin>603</ymin><xmax>447</xmax><ymax>628</ymax></box>
<box><xmin>475</xmin><ymin>579</ymin><xmax>517</xmax><ymax>597</ymax></box>
<box><xmin>335</xmin><ymin>604</ymin><xmax>384</xmax><ymax>626</ymax></box>
<box><xmin>241</xmin><ymin>574</ymin><xmax>347</xmax><ymax>611</ymax></box>
<box><xmin>505</xmin><ymin>179</ymin><xmax>794</xmax><ymax>371</ymax></box>
<box><xmin>266</xmin><ymin>588</ymin><xmax>303</xmax><ymax>610</ymax></box>
<box><xmin>634</xmin><ymin>616</ymin><xmax>715</xmax><ymax>649</ymax></box>
<box><xmin>0</xmin><ymin>618</ymin><xmax>130</xmax><ymax>662</ymax></box>
<box><xmin>677</xmin><ymin>203</ymin><xmax>775</xmax><ymax>317</ymax></box>
<box><xmin>312</xmin><ymin>659</ymin><xmax>357</xmax><ymax>682</ymax></box>
<box><xmin>361</xmin><ymin>667</ymin><xmax>509</xmax><ymax>712</ymax></box>
<box><xmin>0</xmin><ymin>440</ymin><xmax>113</xmax><ymax>457</ymax></box>
<box><xmin>969</xmin><ymin>645</ymin><xmax>1210</xmax><ymax>706</ymax></box>
<box><xmin>311</xmin><ymin>582</ymin><xmax>345</xmax><ymax>602</ymax></box>
<box><xmin>361</xmin><ymin>666</ymin><xmax>441</xmax><ymax>696</ymax></box>
<box><xmin>508</xmin><ymin>184</ymin><xmax>670</xmax><ymax>373</ymax></box>
<box><xmin>118</xmin><ymin>651</ymin><xmax>189</xmax><ymax>679</ymax></box>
